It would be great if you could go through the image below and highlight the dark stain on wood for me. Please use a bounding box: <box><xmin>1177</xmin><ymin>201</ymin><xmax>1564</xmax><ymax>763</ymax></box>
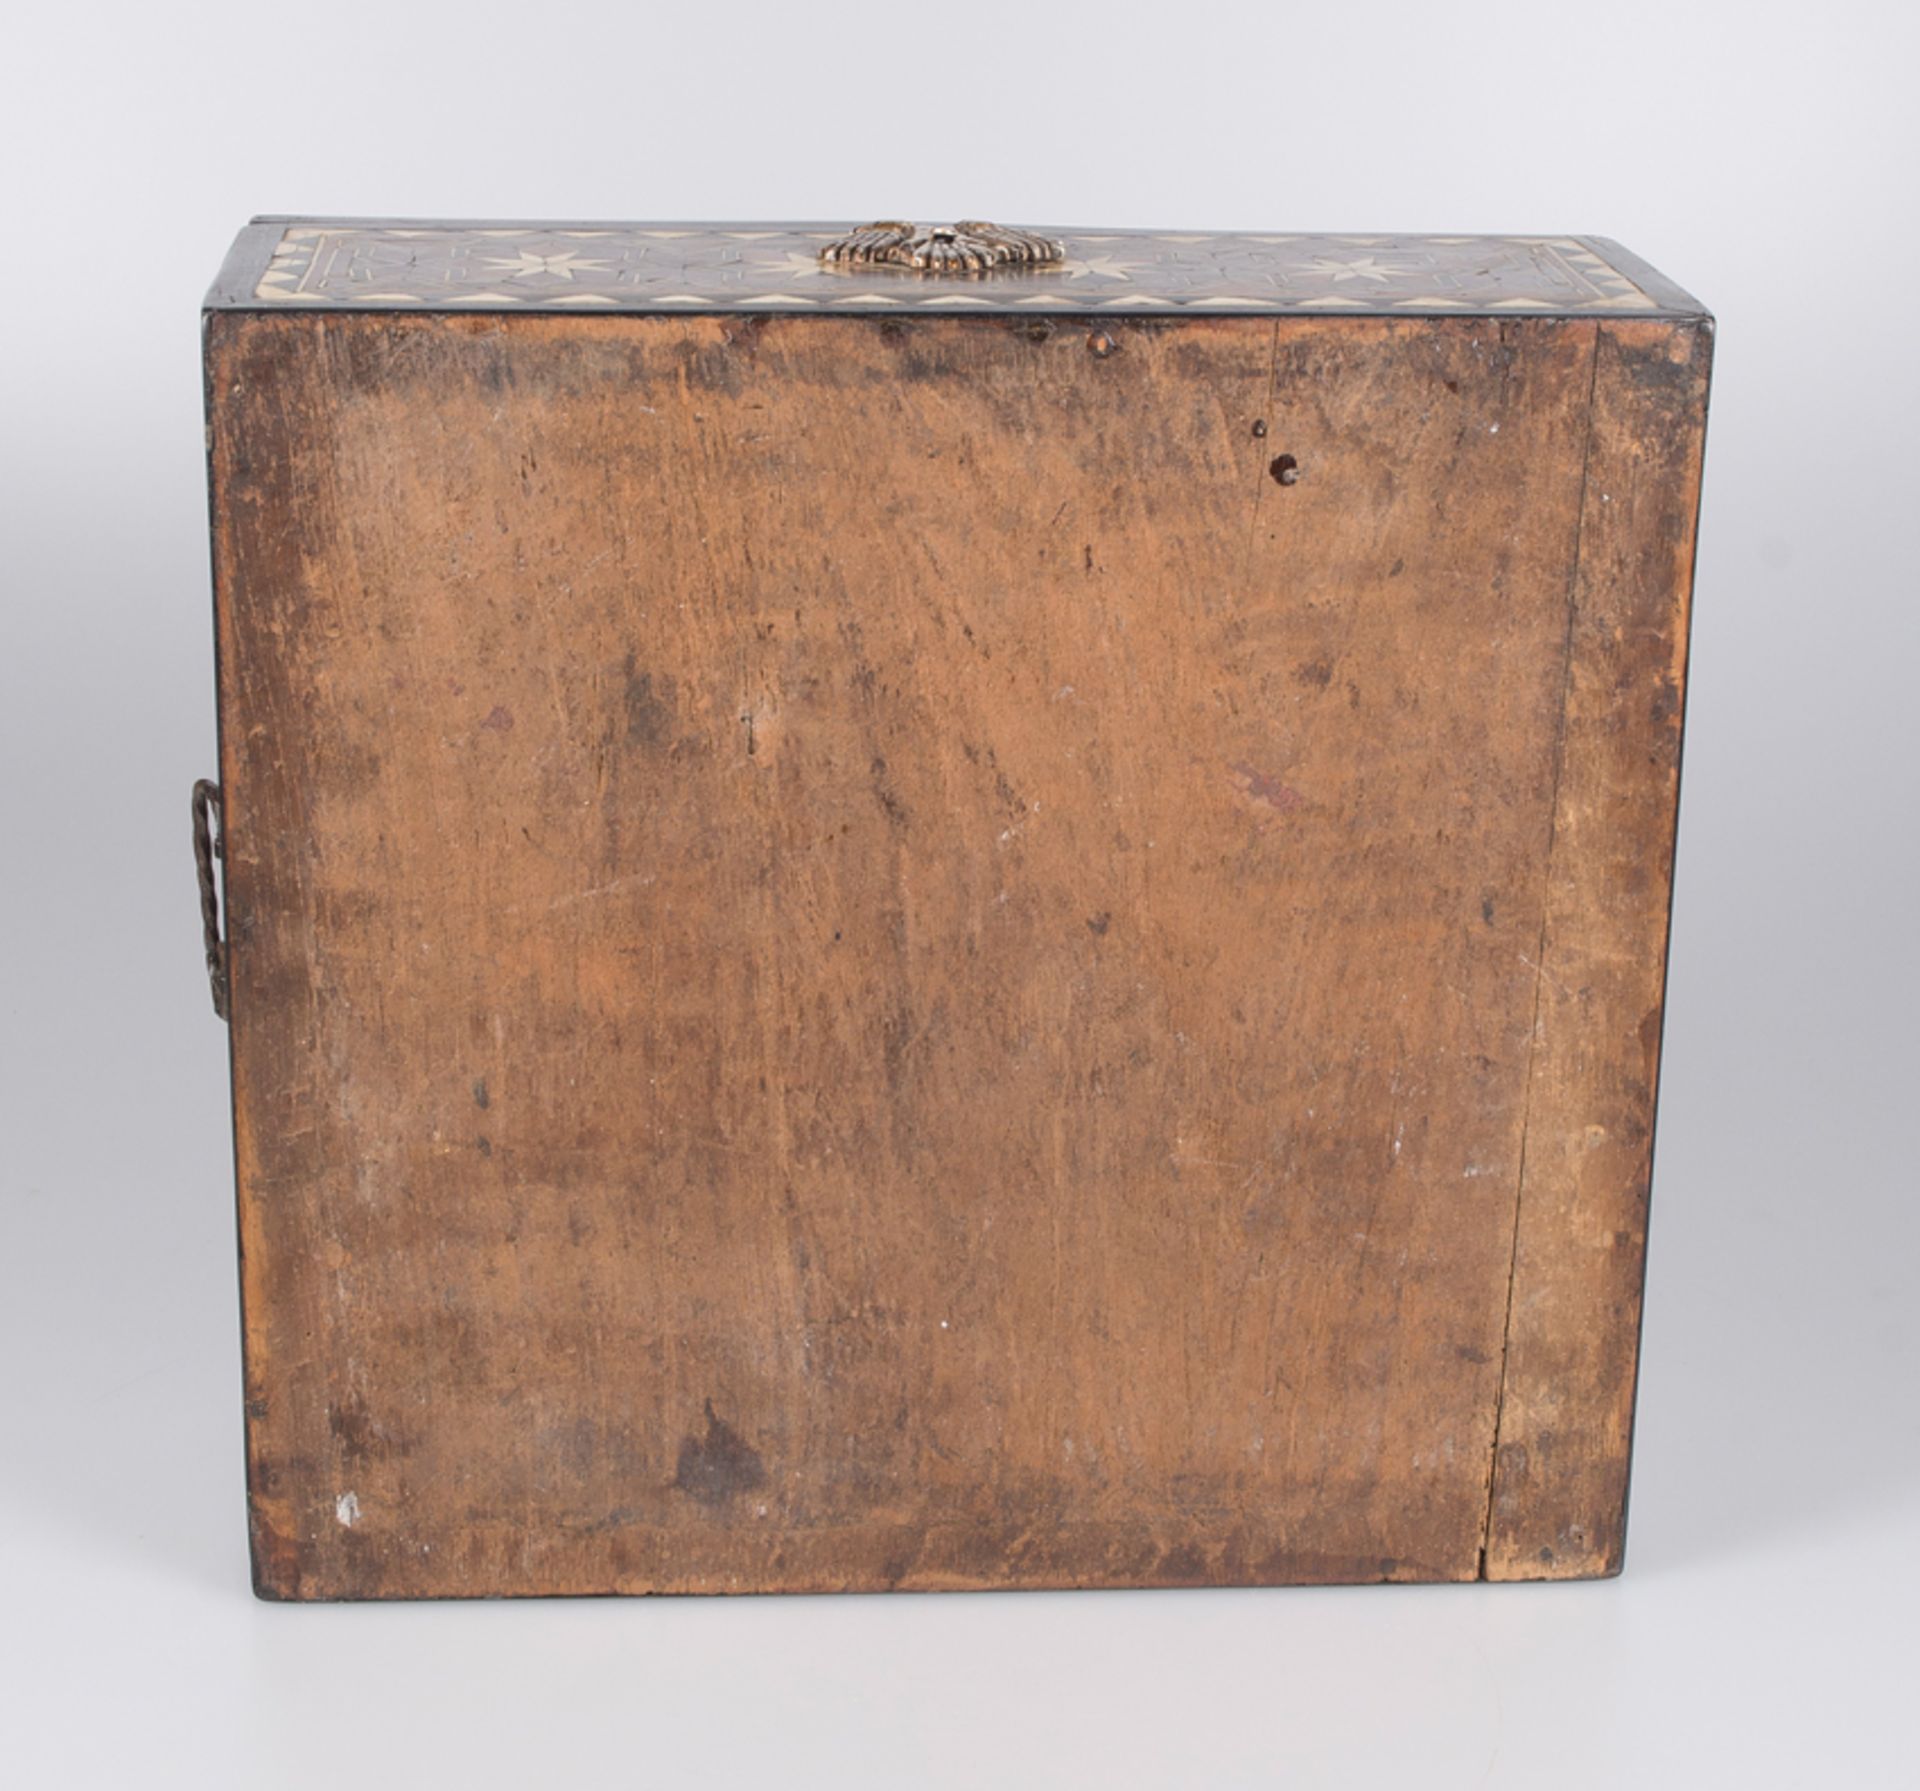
<box><xmin>675</xmin><ymin>1403</ymin><xmax>769</xmax><ymax>1508</ymax></box>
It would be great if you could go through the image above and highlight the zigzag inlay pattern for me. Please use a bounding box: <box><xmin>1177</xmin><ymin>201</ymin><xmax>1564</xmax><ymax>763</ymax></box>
<box><xmin>246</xmin><ymin>226</ymin><xmax>1665</xmax><ymax>315</ymax></box>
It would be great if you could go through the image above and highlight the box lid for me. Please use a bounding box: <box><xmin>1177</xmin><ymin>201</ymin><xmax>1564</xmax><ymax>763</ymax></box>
<box><xmin>207</xmin><ymin>219</ymin><xmax>1707</xmax><ymax>319</ymax></box>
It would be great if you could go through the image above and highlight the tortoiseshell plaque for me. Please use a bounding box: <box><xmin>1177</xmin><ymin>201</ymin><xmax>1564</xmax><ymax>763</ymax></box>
<box><xmin>207</xmin><ymin>220</ymin><xmax>1703</xmax><ymax>317</ymax></box>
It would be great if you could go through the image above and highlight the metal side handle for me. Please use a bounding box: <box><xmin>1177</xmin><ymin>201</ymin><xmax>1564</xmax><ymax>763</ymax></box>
<box><xmin>192</xmin><ymin>778</ymin><xmax>229</xmax><ymax>1021</ymax></box>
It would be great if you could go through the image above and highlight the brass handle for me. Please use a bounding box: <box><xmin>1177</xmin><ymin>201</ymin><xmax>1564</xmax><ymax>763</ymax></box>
<box><xmin>819</xmin><ymin>220</ymin><xmax>1065</xmax><ymax>273</ymax></box>
<box><xmin>192</xmin><ymin>778</ymin><xmax>229</xmax><ymax>1021</ymax></box>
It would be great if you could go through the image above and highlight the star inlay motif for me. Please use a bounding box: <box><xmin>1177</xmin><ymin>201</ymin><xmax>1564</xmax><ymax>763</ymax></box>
<box><xmin>481</xmin><ymin>250</ymin><xmax>611</xmax><ymax>281</ymax></box>
<box><xmin>247</xmin><ymin>227</ymin><xmax>1665</xmax><ymax>315</ymax></box>
<box><xmin>1058</xmin><ymin>255</ymin><xmax>1148</xmax><ymax>282</ymax></box>
<box><xmin>1307</xmin><ymin>257</ymin><xmax>1409</xmax><ymax>284</ymax></box>
<box><xmin>758</xmin><ymin>251</ymin><xmax>832</xmax><ymax>281</ymax></box>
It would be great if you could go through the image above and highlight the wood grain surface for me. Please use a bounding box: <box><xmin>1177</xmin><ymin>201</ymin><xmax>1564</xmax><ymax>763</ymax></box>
<box><xmin>205</xmin><ymin>305</ymin><xmax>1708</xmax><ymax>1598</ymax></box>
<box><xmin>1482</xmin><ymin>320</ymin><xmax>1712</xmax><ymax>1578</ymax></box>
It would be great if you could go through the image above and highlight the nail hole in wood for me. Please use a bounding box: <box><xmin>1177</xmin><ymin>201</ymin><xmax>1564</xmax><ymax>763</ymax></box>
<box><xmin>1269</xmin><ymin>453</ymin><xmax>1300</xmax><ymax>486</ymax></box>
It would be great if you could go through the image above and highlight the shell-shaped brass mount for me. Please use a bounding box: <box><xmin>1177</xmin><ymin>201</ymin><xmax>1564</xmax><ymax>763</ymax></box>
<box><xmin>819</xmin><ymin>221</ymin><xmax>1066</xmax><ymax>274</ymax></box>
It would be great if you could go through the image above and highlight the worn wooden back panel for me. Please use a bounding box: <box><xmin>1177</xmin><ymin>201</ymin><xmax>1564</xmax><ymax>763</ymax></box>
<box><xmin>207</xmin><ymin>266</ymin><xmax>1709</xmax><ymax>1597</ymax></box>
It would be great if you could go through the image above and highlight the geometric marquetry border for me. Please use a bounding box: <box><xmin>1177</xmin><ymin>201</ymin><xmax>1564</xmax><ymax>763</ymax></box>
<box><xmin>237</xmin><ymin>225</ymin><xmax>1671</xmax><ymax>317</ymax></box>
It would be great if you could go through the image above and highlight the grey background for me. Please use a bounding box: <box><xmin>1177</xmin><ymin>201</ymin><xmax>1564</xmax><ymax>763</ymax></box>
<box><xmin>2</xmin><ymin>2</ymin><xmax>1913</xmax><ymax>1784</ymax></box>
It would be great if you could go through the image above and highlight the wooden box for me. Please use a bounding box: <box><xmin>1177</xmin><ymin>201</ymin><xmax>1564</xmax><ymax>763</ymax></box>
<box><xmin>201</xmin><ymin>219</ymin><xmax>1711</xmax><ymax>1599</ymax></box>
